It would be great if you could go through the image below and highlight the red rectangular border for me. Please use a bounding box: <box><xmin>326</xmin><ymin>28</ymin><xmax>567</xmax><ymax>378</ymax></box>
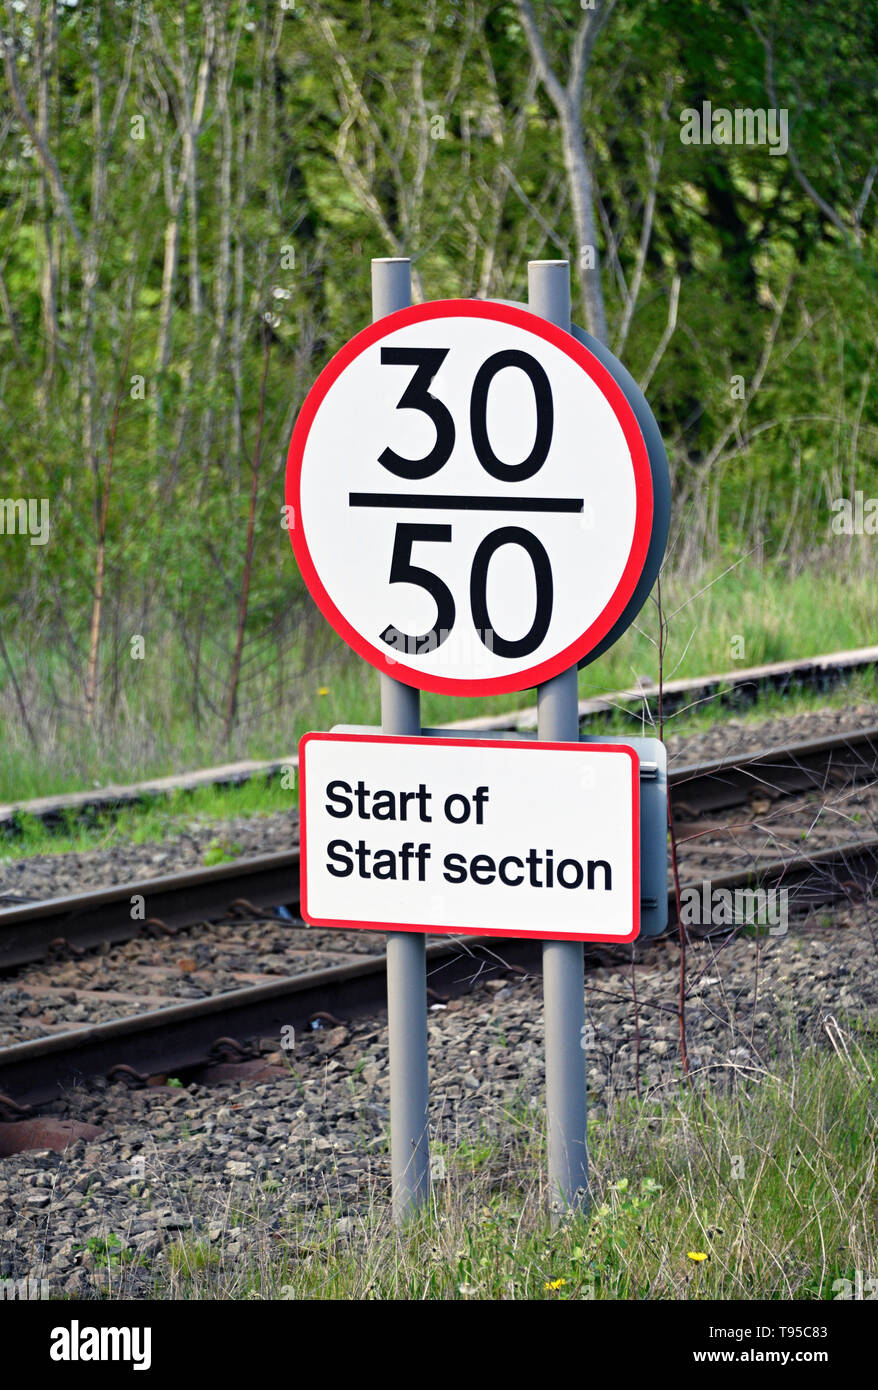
<box><xmin>298</xmin><ymin>732</ymin><xmax>640</xmax><ymax>944</ymax></box>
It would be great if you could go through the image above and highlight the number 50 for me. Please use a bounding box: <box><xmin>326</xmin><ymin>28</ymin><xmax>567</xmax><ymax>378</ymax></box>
<box><xmin>378</xmin><ymin>347</ymin><xmax>555</xmax><ymax>658</ymax></box>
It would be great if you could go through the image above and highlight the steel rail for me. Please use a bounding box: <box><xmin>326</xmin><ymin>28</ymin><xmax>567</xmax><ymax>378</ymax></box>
<box><xmin>669</xmin><ymin>724</ymin><xmax>878</xmax><ymax>815</ymax></box>
<box><xmin>0</xmin><ymin>850</ymin><xmax>301</xmax><ymax>969</ymax></box>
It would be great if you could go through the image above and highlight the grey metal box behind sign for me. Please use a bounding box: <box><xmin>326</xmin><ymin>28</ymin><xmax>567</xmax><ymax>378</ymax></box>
<box><xmin>579</xmin><ymin>733</ymin><xmax>668</xmax><ymax>938</ymax></box>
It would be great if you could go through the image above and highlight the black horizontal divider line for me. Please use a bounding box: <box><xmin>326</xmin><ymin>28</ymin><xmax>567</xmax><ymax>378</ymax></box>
<box><xmin>349</xmin><ymin>492</ymin><xmax>584</xmax><ymax>513</ymax></box>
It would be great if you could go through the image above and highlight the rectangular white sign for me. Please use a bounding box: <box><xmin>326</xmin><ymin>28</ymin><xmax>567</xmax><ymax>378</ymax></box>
<box><xmin>299</xmin><ymin>733</ymin><xmax>640</xmax><ymax>942</ymax></box>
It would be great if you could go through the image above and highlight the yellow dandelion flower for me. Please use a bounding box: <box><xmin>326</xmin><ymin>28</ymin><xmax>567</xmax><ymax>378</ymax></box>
<box><xmin>544</xmin><ymin>1277</ymin><xmax>567</xmax><ymax>1290</ymax></box>
<box><xmin>687</xmin><ymin>1251</ymin><xmax>708</xmax><ymax>1262</ymax></box>
<box><xmin>318</xmin><ymin>686</ymin><xmax>330</xmax><ymax>696</ymax></box>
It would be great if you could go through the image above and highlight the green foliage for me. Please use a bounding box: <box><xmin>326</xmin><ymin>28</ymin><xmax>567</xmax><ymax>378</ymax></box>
<box><xmin>202</xmin><ymin>837</ymin><xmax>243</xmax><ymax>866</ymax></box>
<box><xmin>0</xmin><ymin>556</ymin><xmax>875</xmax><ymax>803</ymax></box>
<box><xmin>0</xmin><ymin>0</ymin><xmax>874</xmax><ymax>774</ymax></box>
<box><xmin>73</xmin><ymin>1232</ymin><xmax>140</xmax><ymax>1269</ymax></box>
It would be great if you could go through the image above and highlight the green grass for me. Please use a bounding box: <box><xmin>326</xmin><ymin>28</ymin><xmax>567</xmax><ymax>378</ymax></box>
<box><xmin>156</xmin><ymin>1041</ymin><xmax>876</xmax><ymax>1301</ymax></box>
<box><xmin>0</xmin><ymin>775</ymin><xmax>296</xmax><ymax>859</ymax></box>
<box><xmin>73</xmin><ymin>1233</ymin><xmax>142</xmax><ymax>1270</ymax></box>
<box><xmin>1</xmin><ymin>555</ymin><xmax>877</xmax><ymax>808</ymax></box>
<box><xmin>2</xmin><ymin>665</ymin><xmax>876</xmax><ymax>861</ymax></box>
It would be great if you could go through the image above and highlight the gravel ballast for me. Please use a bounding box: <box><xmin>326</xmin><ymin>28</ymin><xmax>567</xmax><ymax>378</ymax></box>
<box><xmin>0</xmin><ymin>899</ymin><xmax>874</xmax><ymax>1298</ymax></box>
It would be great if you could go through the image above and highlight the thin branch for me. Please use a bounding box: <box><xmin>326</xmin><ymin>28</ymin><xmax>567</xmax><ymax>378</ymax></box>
<box><xmin>0</xmin><ymin>621</ymin><xmax>38</xmax><ymax>750</ymax></box>
<box><xmin>639</xmin><ymin>273</ymin><xmax>681</xmax><ymax>392</ymax></box>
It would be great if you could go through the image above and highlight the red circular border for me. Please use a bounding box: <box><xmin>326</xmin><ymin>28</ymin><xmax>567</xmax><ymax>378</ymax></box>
<box><xmin>285</xmin><ymin>299</ymin><xmax>653</xmax><ymax>696</ymax></box>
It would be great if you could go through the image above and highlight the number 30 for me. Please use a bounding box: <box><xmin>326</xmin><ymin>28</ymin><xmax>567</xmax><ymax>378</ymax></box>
<box><xmin>378</xmin><ymin>348</ymin><xmax>554</xmax><ymax>658</ymax></box>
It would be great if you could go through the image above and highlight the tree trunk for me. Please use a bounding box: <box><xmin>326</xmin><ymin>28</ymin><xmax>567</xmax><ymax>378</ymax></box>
<box><xmin>560</xmin><ymin>100</ymin><xmax>608</xmax><ymax>343</ymax></box>
<box><xmin>224</xmin><ymin>327</ymin><xmax>272</xmax><ymax>742</ymax></box>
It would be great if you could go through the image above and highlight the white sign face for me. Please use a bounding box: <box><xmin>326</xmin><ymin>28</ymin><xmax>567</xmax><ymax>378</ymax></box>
<box><xmin>287</xmin><ymin>300</ymin><xmax>653</xmax><ymax>696</ymax></box>
<box><xmin>300</xmin><ymin>733</ymin><xmax>640</xmax><ymax>942</ymax></box>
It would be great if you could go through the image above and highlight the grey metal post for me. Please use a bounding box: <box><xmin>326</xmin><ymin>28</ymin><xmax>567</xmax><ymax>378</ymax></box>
<box><xmin>528</xmin><ymin>260</ymin><xmax>589</xmax><ymax>1215</ymax></box>
<box><xmin>371</xmin><ymin>257</ymin><xmax>430</xmax><ymax>1222</ymax></box>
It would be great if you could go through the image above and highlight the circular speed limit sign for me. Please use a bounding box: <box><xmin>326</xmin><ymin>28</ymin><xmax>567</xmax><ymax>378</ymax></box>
<box><xmin>286</xmin><ymin>299</ymin><xmax>662</xmax><ymax>696</ymax></box>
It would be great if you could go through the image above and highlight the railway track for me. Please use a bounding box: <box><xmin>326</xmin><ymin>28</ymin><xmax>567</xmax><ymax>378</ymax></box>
<box><xmin>0</xmin><ymin>719</ymin><xmax>876</xmax><ymax>1109</ymax></box>
<box><xmin>1</xmin><ymin>832</ymin><xmax>876</xmax><ymax>1109</ymax></box>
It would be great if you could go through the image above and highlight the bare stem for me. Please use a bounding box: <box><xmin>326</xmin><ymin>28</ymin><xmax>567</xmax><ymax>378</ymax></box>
<box><xmin>658</xmin><ymin>573</ymin><xmax>690</xmax><ymax>1078</ymax></box>
<box><xmin>224</xmin><ymin>320</ymin><xmax>272</xmax><ymax>742</ymax></box>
